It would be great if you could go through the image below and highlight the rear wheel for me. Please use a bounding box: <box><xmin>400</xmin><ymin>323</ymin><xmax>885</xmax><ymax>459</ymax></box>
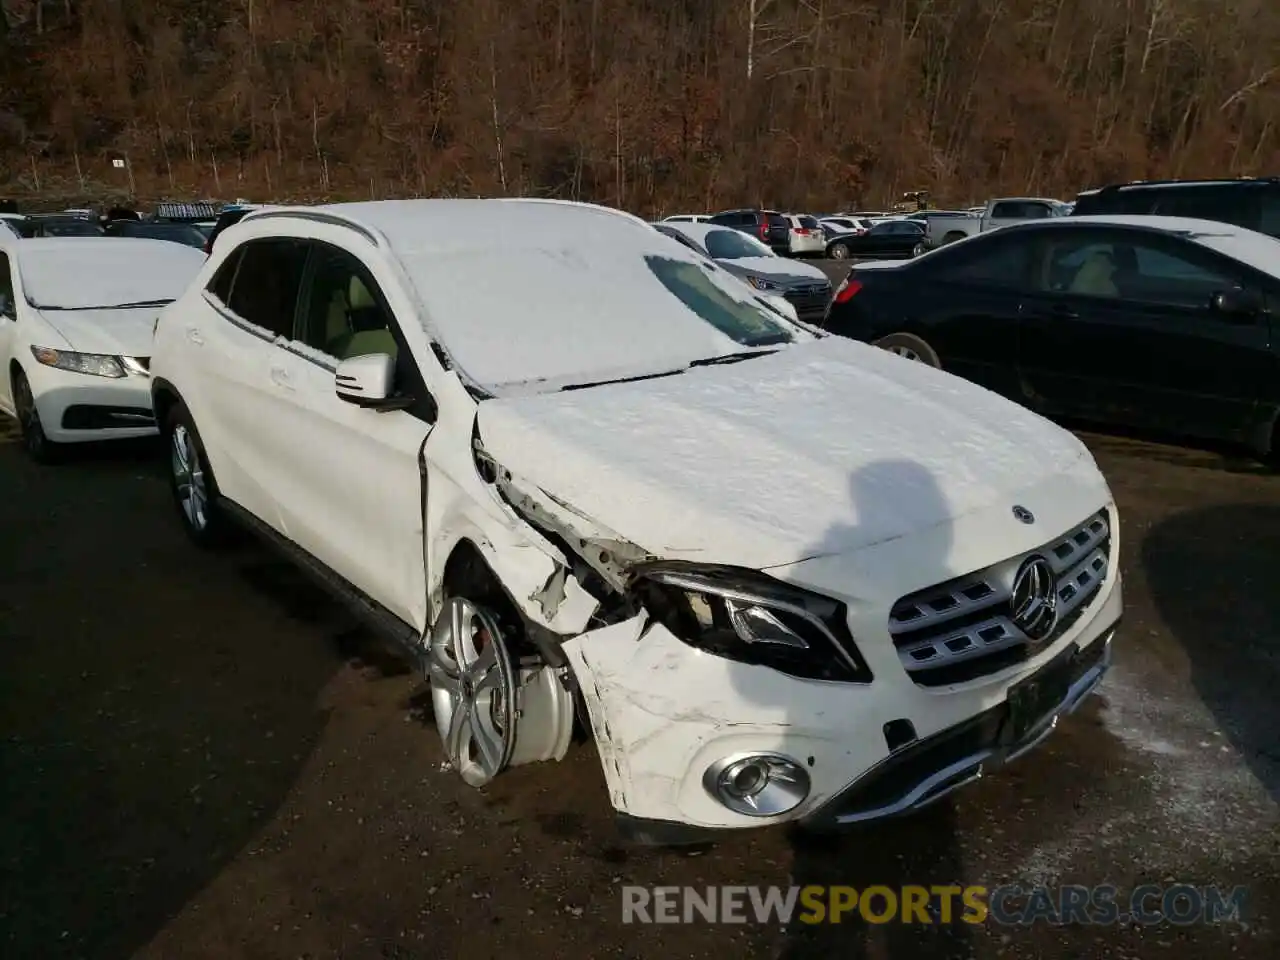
<box><xmin>872</xmin><ymin>332</ymin><xmax>941</xmax><ymax>368</ymax></box>
<box><xmin>829</xmin><ymin>242</ymin><xmax>850</xmax><ymax>260</ymax></box>
<box><xmin>165</xmin><ymin>402</ymin><xmax>233</xmax><ymax>546</ymax></box>
<box><xmin>911</xmin><ymin>241</ymin><xmax>927</xmax><ymax>258</ymax></box>
<box><xmin>942</xmin><ymin>231</ymin><xmax>967</xmax><ymax>245</ymax></box>
<box><xmin>11</xmin><ymin>368</ymin><xmax>60</xmax><ymax>464</ymax></box>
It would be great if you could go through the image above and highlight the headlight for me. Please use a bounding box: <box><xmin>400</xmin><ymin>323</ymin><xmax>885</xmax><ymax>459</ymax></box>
<box><xmin>30</xmin><ymin>346</ymin><xmax>126</xmax><ymax>379</ymax></box>
<box><xmin>746</xmin><ymin>276</ymin><xmax>781</xmax><ymax>291</ymax></box>
<box><xmin>633</xmin><ymin>565</ymin><xmax>873</xmax><ymax>683</ymax></box>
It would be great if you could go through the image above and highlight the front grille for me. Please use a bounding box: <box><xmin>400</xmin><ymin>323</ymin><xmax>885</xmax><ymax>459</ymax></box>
<box><xmin>888</xmin><ymin>511</ymin><xmax>1111</xmax><ymax>686</ymax></box>
<box><xmin>784</xmin><ymin>283</ymin><xmax>832</xmax><ymax>320</ymax></box>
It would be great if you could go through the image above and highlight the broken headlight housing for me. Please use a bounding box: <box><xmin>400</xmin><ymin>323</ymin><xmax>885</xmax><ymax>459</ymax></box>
<box><xmin>633</xmin><ymin>565</ymin><xmax>873</xmax><ymax>683</ymax></box>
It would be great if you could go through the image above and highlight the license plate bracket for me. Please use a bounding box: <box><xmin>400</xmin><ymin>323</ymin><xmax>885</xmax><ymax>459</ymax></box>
<box><xmin>1005</xmin><ymin>645</ymin><xmax>1078</xmax><ymax>744</ymax></box>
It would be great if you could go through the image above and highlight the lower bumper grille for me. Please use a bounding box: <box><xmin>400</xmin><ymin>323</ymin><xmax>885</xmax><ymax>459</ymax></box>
<box><xmin>784</xmin><ymin>285</ymin><xmax>832</xmax><ymax>320</ymax></box>
<box><xmin>61</xmin><ymin>404</ymin><xmax>156</xmax><ymax>430</ymax></box>
<box><xmin>888</xmin><ymin>510</ymin><xmax>1111</xmax><ymax>686</ymax></box>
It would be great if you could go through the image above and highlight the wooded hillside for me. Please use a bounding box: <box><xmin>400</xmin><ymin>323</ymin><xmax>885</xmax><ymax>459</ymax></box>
<box><xmin>1</xmin><ymin>0</ymin><xmax>1277</xmax><ymax>212</ymax></box>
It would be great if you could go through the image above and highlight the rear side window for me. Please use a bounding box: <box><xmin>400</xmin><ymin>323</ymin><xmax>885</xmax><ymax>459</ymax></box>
<box><xmin>0</xmin><ymin>252</ymin><xmax>13</xmax><ymax>315</ymax></box>
<box><xmin>929</xmin><ymin>235</ymin><xmax>1032</xmax><ymax>288</ymax></box>
<box><xmin>224</xmin><ymin>239</ymin><xmax>308</xmax><ymax>338</ymax></box>
<box><xmin>798</xmin><ymin>216</ymin><xmax>819</xmax><ymax>229</ymax></box>
<box><xmin>206</xmin><ymin>247</ymin><xmax>243</xmax><ymax>304</ymax></box>
<box><xmin>766</xmin><ymin>213</ymin><xmax>789</xmax><ymax>231</ymax></box>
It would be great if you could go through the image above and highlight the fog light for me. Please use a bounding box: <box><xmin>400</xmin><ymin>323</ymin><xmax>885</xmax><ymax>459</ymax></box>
<box><xmin>703</xmin><ymin>753</ymin><xmax>811</xmax><ymax>817</ymax></box>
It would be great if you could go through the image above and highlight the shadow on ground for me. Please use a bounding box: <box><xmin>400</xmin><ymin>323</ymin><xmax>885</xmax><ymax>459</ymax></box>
<box><xmin>0</xmin><ymin>439</ymin><xmax>377</xmax><ymax>959</ymax></box>
<box><xmin>1142</xmin><ymin>503</ymin><xmax>1280</xmax><ymax>801</ymax></box>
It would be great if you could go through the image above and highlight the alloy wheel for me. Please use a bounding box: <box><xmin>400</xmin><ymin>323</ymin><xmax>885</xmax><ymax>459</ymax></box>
<box><xmin>170</xmin><ymin>423</ymin><xmax>208</xmax><ymax>531</ymax></box>
<box><xmin>887</xmin><ymin>344</ymin><xmax>924</xmax><ymax>362</ymax></box>
<box><xmin>13</xmin><ymin>373</ymin><xmax>47</xmax><ymax>458</ymax></box>
<box><xmin>428</xmin><ymin>597</ymin><xmax>517</xmax><ymax>787</ymax></box>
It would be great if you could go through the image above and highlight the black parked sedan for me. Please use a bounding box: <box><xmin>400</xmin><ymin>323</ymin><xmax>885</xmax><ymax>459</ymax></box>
<box><xmin>825</xmin><ymin>219</ymin><xmax>928</xmax><ymax>260</ymax></box>
<box><xmin>821</xmin><ymin>215</ymin><xmax>1280</xmax><ymax>460</ymax></box>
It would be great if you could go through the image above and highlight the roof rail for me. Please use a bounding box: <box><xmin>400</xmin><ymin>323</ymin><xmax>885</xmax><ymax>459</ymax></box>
<box><xmin>240</xmin><ymin>208</ymin><xmax>383</xmax><ymax>247</ymax></box>
<box><xmin>1098</xmin><ymin>176</ymin><xmax>1280</xmax><ymax>193</ymax></box>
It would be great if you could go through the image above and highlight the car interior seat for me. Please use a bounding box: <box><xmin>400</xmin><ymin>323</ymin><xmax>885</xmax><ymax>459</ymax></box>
<box><xmin>326</xmin><ymin>275</ymin><xmax>397</xmax><ymax>360</ymax></box>
<box><xmin>1069</xmin><ymin>250</ymin><xmax>1119</xmax><ymax>297</ymax></box>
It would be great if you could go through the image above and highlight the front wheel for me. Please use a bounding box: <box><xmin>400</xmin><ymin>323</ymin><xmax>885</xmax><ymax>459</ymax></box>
<box><xmin>165</xmin><ymin>401</ymin><xmax>233</xmax><ymax>547</ymax></box>
<box><xmin>872</xmin><ymin>332</ymin><xmax>941</xmax><ymax>368</ymax></box>
<box><xmin>829</xmin><ymin>242</ymin><xmax>850</xmax><ymax>260</ymax></box>
<box><xmin>11</xmin><ymin>368</ymin><xmax>60</xmax><ymax>464</ymax></box>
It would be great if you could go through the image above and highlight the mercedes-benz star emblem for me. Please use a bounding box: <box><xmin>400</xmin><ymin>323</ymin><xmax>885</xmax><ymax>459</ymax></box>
<box><xmin>1012</xmin><ymin>505</ymin><xmax>1035</xmax><ymax>524</ymax></box>
<box><xmin>1010</xmin><ymin>555</ymin><xmax>1058</xmax><ymax>642</ymax></box>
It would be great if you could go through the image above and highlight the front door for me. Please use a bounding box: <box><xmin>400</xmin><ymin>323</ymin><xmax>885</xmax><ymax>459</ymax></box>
<box><xmin>1017</xmin><ymin>227</ymin><xmax>1271</xmax><ymax>442</ymax></box>
<box><xmin>263</xmin><ymin>240</ymin><xmax>434</xmax><ymax>628</ymax></box>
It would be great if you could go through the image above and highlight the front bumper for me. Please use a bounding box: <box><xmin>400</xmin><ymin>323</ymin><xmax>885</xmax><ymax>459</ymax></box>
<box><xmin>26</xmin><ymin>361</ymin><xmax>157</xmax><ymax>443</ymax></box>
<box><xmin>801</xmin><ymin>624</ymin><xmax>1114</xmax><ymax>829</ymax></box>
<box><xmin>562</xmin><ymin>461</ymin><xmax>1121</xmax><ymax>836</ymax></box>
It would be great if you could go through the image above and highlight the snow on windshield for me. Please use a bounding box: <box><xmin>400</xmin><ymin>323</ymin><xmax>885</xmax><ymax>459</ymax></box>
<box><xmin>19</xmin><ymin>240</ymin><xmax>206</xmax><ymax>309</ymax></box>
<box><xmin>398</xmin><ymin>237</ymin><xmax>801</xmax><ymax>394</ymax></box>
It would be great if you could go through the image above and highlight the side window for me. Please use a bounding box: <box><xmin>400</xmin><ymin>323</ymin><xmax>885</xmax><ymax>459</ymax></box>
<box><xmin>0</xmin><ymin>252</ymin><xmax>14</xmax><ymax>316</ymax></box>
<box><xmin>206</xmin><ymin>247</ymin><xmax>244</xmax><ymax>305</ymax></box>
<box><xmin>991</xmin><ymin>202</ymin><xmax>1021</xmax><ymax>218</ymax></box>
<box><xmin>1258</xmin><ymin>193</ymin><xmax>1280</xmax><ymax>238</ymax></box>
<box><xmin>931</xmin><ymin>237</ymin><xmax>1032</xmax><ymax>289</ymax></box>
<box><xmin>298</xmin><ymin>245</ymin><xmax>399</xmax><ymax>362</ymax></box>
<box><xmin>1124</xmin><ymin>239</ymin><xmax>1238</xmax><ymax>306</ymax></box>
<box><xmin>225</xmin><ymin>239</ymin><xmax>308</xmax><ymax>338</ymax></box>
<box><xmin>1032</xmin><ymin>233</ymin><xmax>1237</xmax><ymax>306</ymax></box>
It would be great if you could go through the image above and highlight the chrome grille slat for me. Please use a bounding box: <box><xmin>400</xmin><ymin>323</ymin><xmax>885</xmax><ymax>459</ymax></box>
<box><xmin>888</xmin><ymin>510</ymin><xmax>1112</xmax><ymax>686</ymax></box>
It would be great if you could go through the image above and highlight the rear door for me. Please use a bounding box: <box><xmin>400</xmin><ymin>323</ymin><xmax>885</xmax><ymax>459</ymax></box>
<box><xmin>1017</xmin><ymin>227</ymin><xmax>1271</xmax><ymax>442</ymax></box>
<box><xmin>194</xmin><ymin>237</ymin><xmax>309</xmax><ymax>530</ymax></box>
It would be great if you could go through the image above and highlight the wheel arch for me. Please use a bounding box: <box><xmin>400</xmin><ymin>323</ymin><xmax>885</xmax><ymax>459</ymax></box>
<box><xmin>150</xmin><ymin>376</ymin><xmax>181</xmax><ymax>428</ymax></box>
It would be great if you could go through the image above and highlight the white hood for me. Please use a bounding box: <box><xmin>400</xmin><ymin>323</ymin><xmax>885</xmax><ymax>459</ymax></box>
<box><xmin>37</xmin><ymin>308</ymin><xmax>161</xmax><ymax>357</ymax></box>
<box><xmin>476</xmin><ymin>337</ymin><xmax>1093</xmax><ymax>570</ymax></box>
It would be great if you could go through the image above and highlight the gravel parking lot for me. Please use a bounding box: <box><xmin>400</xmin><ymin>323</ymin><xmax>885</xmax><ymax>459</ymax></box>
<box><xmin>1</xmin><ymin>410</ymin><xmax>1277</xmax><ymax>960</ymax></box>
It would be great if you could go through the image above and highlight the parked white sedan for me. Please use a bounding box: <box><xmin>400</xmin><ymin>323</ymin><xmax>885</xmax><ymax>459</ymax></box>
<box><xmin>0</xmin><ymin>236</ymin><xmax>206</xmax><ymax>461</ymax></box>
<box><xmin>149</xmin><ymin>199</ymin><xmax>1121</xmax><ymax>843</ymax></box>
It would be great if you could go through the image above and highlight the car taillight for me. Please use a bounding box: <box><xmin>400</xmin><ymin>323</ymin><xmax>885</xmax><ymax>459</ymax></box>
<box><xmin>759</xmin><ymin>221</ymin><xmax>769</xmax><ymax>240</ymax></box>
<box><xmin>833</xmin><ymin>278</ymin><xmax>863</xmax><ymax>303</ymax></box>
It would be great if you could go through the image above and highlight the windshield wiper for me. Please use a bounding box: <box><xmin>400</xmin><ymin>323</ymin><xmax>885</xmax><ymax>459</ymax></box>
<box><xmin>559</xmin><ymin>367</ymin><xmax>686</xmax><ymax>391</ymax></box>
<box><xmin>689</xmin><ymin>348</ymin><xmax>779</xmax><ymax>367</ymax></box>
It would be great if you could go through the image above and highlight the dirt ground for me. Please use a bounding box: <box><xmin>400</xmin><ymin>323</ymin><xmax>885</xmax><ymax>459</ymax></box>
<box><xmin>0</xmin><ymin>417</ymin><xmax>1277</xmax><ymax>960</ymax></box>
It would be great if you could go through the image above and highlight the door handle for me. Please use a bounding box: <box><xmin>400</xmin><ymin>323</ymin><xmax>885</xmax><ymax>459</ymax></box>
<box><xmin>185</xmin><ymin>326</ymin><xmax>204</xmax><ymax>345</ymax></box>
<box><xmin>269</xmin><ymin>365</ymin><xmax>294</xmax><ymax>390</ymax></box>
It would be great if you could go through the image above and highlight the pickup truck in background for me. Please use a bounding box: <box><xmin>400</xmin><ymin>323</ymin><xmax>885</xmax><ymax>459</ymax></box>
<box><xmin>919</xmin><ymin>197</ymin><xmax>1069</xmax><ymax>247</ymax></box>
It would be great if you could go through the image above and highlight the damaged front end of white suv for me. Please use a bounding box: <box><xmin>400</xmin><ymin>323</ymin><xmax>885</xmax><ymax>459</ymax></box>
<box><xmin>422</xmin><ymin>337</ymin><xmax>1122</xmax><ymax>847</ymax></box>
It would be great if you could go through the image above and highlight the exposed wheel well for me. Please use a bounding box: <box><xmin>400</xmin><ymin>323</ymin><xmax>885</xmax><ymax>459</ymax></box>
<box><xmin>151</xmin><ymin>382</ymin><xmax>179</xmax><ymax>429</ymax></box>
<box><xmin>440</xmin><ymin>539</ymin><xmax>534</xmax><ymax>656</ymax></box>
<box><xmin>8</xmin><ymin>359</ymin><xmax>22</xmax><ymax>385</ymax></box>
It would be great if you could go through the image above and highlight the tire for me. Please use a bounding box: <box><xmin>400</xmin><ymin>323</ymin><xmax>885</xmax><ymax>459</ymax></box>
<box><xmin>942</xmin><ymin>231</ymin><xmax>967</xmax><ymax>245</ymax></box>
<box><xmin>872</xmin><ymin>332</ymin><xmax>942</xmax><ymax>368</ymax></box>
<box><xmin>164</xmin><ymin>401</ymin><xmax>232</xmax><ymax>547</ymax></box>
<box><xmin>829</xmin><ymin>242</ymin><xmax>850</xmax><ymax>260</ymax></box>
<box><xmin>911</xmin><ymin>242</ymin><xmax>927</xmax><ymax>258</ymax></box>
<box><xmin>11</xmin><ymin>367</ymin><xmax>61</xmax><ymax>464</ymax></box>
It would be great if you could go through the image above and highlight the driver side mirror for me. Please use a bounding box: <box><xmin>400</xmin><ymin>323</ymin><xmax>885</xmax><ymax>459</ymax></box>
<box><xmin>335</xmin><ymin>353</ymin><xmax>414</xmax><ymax>411</ymax></box>
<box><xmin>1210</xmin><ymin>287</ymin><xmax>1263</xmax><ymax>319</ymax></box>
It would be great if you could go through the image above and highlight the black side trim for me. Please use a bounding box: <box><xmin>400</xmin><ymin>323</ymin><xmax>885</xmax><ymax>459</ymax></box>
<box><xmin>218</xmin><ymin>497</ymin><xmax>422</xmax><ymax>656</ymax></box>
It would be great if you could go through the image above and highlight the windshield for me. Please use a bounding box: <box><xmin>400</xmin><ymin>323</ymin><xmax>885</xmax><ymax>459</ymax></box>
<box><xmin>704</xmin><ymin>229</ymin><xmax>773</xmax><ymax>259</ymax></box>
<box><xmin>399</xmin><ymin>238</ymin><xmax>804</xmax><ymax>395</ymax></box>
<box><xmin>20</xmin><ymin>241</ymin><xmax>207</xmax><ymax>309</ymax></box>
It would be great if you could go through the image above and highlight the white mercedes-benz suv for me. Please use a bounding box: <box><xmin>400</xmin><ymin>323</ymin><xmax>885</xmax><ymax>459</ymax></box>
<box><xmin>149</xmin><ymin>199</ymin><xmax>1122</xmax><ymax>843</ymax></box>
